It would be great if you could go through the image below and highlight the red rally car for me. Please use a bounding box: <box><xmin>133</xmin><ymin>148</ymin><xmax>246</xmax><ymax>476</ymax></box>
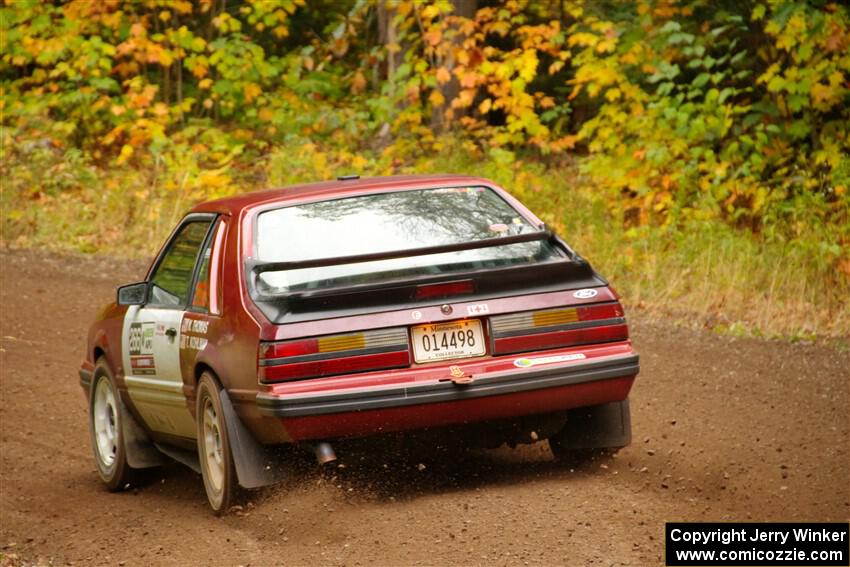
<box><xmin>79</xmin><ymin>174</ymin><xmax>639</xmax><ymax>513</ymax></box>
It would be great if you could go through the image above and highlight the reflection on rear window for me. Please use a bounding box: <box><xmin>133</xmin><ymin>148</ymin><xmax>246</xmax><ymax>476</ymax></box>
<box><xmin>255</xmin><ymin>186</ymin><xmax>564</xmax><ymax>293</ymax></box>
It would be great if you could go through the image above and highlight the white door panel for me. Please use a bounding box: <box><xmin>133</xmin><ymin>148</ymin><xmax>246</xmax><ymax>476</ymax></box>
<box><xmin>123</xmin><ymin>306</ymin><xmax>196</xmax><ymax>438</ymax></box>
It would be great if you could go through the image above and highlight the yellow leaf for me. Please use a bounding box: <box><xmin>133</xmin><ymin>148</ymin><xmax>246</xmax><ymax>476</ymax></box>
<box><xmin>436</xmin><ymin>67</ymin><xmax>451</xmax><ymax>85</ymax></box>
<box><xmin>117</xmin><ymin>144</ymin><xmax>134</xmax><ymax>165</ymax></box>
<box><xmin>192</xmin><ymin>63</ymin><xmax>208</xmax><ymax>79</ymax></box>
<box><xmin>259</xmin><ymin>107</ymin><xmax>274</xmax><ymax>121</ymax></box>
<box><xmin>454</xmin><ymin>89</ymin><xmax>475</xmax><ymax>108</ymax></box>
<box><xmin>173</xmin><ymin>1</ymin><xmax>193</xmax><ymax>14</ymax></box>
<box><xmin>351</xmin><ymin>71</ymin><xmax>367</xmax><ymax>94</ymax></box>
<box><xmin>421</xmin><ymin>5</ymin><xmax>440</xmax><ymax>19</ymax></box>
<box><xmin>351</xmin><ymin>155</ymin><xmax>368</xmax><ymax>170</ymax></box>
<box><xmin>479</xmin><ymin>98</ymin><xmax>492</xmax><ymax>114</ymax></box>
<box><xmin>811</xmin><ymin>83</ymin><xmax>835</xmax><ymax>107</ymax></box>
<box><xmin>424</xmin><ymin>29</ymin><xmax>442</xmax><ymax>46</ymax></box>
<box><xmin>429</xmin><ymin>89</ymin><xmax>445</xmax><ymax>107</ymax></box>
<box><xmin>596</xmin><ymin>38</ymin><xmax>616</xmax><ymax>53</ymax></box>
<box><xmin>568</xmin><ymin>32</ymin><xmax>598</xmax><ymax>48</ymax></box>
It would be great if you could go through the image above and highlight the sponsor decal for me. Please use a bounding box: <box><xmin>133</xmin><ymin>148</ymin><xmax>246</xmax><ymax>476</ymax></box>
<box><xmin>129</xmin><ymin>322</ymin><xmax>157</xmax><ymax>375</ymax></box>
<box><xmin>180</xmin><ymin>316</ymin><xmax>209</xmax><ymax>351</ymax></box>
<box><xmin>572</xmin><ymin>288</ymin><xmax>598</xmax><ymax>299</ymax></box>
<box><xmin>181</xmin><ymin>318</ymin><xmax>209</xmax><ymax>334</ymax></box>
<box><xmin>467</xmin><ymin>303</ymin><xmax>489</xmax><ymax>315</ymax></box>
<box><xmin>513</xmin><ymin>353</ymin><xmax>586</xmax><ymax>368</ymax></box>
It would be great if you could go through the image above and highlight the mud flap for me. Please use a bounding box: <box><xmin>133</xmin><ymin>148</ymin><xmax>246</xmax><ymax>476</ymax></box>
<box><xmin>120</xmin><ymin>397</ymin><xmax>168</xmax><ymax>469</ymax></box>
<box><xmin>552</xmin><ymin>399</ymin><xmax>632</xmax><ymax>451</ymax></box>
<box><xmin>219</xmin><ymin>389</ymin><xmax>285</xmax><ymax>489</ymax></box>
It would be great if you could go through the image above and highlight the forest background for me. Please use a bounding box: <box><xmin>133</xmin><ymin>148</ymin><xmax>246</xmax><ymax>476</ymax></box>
<box><xmin>1</xmin><ymin>0</ymin><xmax>848</xmax><ymax>342</ymax></box>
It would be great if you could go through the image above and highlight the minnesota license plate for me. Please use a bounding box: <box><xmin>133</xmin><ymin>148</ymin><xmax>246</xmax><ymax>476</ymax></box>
<box><xmin>410</xmin><ymin>319</ymin><xmax>486</xmax><ymax>363</ymax></box>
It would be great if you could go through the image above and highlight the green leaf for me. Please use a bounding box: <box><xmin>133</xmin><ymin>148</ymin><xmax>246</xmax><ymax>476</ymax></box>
<box><xmin>693</xmin><ymin>73</ymin><xmax>710</xmax><ymax>88</ymax></box>
<box><xmin>667</xmin><ymin>32</ymin><xmax>695</xmax><ymax>45</ymax></box>
<box><xmin>767</xmin><ymin>75</ymin><xmax>785</xmax><ymax>93</ymax></box>
<box><xmin>659</xmin><ymin>21</ymin><xmax>682</xmax><ymax>34</ymax></box>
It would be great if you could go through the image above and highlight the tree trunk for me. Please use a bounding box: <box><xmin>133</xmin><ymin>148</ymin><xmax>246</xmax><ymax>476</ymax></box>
<box><xmin>377</xmin><ymin>1</ymin><xmax>404</xmax><ymax>96</ymax></box>
<box><xmin>430</xmin><ymin>0</ymin><xmax>477</xmax><ymax>133</ymax></box>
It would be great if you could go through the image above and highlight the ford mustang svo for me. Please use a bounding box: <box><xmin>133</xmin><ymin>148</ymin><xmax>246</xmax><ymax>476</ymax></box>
<box><xmin>79</xmin><ymin>174</ymin><xmax>639</xmax><ymax>513</ymax></box>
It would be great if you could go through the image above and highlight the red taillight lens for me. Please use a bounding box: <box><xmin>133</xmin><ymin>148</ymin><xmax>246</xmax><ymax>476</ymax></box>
<box><xmin>414</xmin><ymin>280</ymin><xmax>475</xmax><ymax>300</ymax></box>
<box><xmin>490</xmin><ymin>302</ymin><xmax>628</xmax><ymax>355</ymax></box>
<box><xmin>259</xmin><ymin>328</ymin><xmax>410</xmax><ymax>383</ymax></box>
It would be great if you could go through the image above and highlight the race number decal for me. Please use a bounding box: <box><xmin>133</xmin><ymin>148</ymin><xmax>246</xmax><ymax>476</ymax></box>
<box><xmin>129</xmin><ymin>322</ymin><xmax>156</xmax><ymax>375</ymax></box>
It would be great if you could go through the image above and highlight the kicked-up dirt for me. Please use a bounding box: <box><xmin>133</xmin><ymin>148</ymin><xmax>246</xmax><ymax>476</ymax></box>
<box><xmin>1</xmin><ymin>250</ymin><xmax>848</xmax><ymax>566</ymax></box>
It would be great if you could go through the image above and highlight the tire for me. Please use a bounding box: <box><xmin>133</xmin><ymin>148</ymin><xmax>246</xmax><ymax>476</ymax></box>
<box><xmin>89</xmin><ymin>358</ymin><xmax>135</xmax><ymax>491</ymax></box>
<box><xmin>548</xmin><ymin>399</ymin><xmax>632</xmax><ymax>461</ymax></box>
<box><xmin>196</xmin><ymin>372</ymin><xmax>241</xmax><ymax>514</ymax></box>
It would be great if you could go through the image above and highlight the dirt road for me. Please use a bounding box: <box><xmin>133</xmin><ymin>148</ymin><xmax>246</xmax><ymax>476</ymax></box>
<box><xmin>1</xmin><ymin>250</ymin><xmax>847</xmax><ymax>566</ymax></box>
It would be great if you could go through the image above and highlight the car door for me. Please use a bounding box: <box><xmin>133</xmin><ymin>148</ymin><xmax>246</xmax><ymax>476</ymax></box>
<box><xmin>122</xmin><ymin>214</ymin><xmax>216</xmax><ymax>439</ymax></box>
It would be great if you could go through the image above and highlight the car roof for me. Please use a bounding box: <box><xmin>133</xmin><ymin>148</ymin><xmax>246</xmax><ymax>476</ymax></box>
<box><xmin>190</xmin><ymin>174</ymin><xmax>497</xmax><ymax>215</ymax></box>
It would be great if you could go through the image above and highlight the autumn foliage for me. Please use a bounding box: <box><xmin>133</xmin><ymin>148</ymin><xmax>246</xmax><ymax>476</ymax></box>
<box><xmin>1</xmin><ymin>0</ymin><xmax>849</xmax><ymax>335</ymax></box>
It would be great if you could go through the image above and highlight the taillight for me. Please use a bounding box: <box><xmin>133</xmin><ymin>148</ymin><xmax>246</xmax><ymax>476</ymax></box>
<box><xmin>490</xmin><ymin>302</ymin><xmax>628</xmax><ymax>355</ymax></box>
<box><xmin>259</xmin><ymin>327</ymin><xmax>410</xmax><ymax>382</ymax></box>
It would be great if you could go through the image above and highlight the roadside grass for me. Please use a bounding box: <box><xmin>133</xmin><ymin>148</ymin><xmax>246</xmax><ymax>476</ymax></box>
<box><xmin>2</xmin><ymin>139</ymin><xmax>847</xmax><ymax>345</ymax></box>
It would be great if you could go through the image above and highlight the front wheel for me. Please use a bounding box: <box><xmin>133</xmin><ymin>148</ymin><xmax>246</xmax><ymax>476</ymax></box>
<box><xmin>89</xmin><ymin>358</ymin><xmax>135</xmax><ymax>490</ymax></box>
<box><xmin>196</xmin><ymin>372</ymin><xmax>241</xmax><ymax>514</ymax></box>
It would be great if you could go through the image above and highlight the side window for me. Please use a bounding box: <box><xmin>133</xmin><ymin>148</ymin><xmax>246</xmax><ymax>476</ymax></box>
<box><xmin>191</xmin><ymin>220</ymin><xmax>220</xmax><ymax>312</ymax></box>
<box><xmin>149</xmin><ymin>221</ymin><xmax>212</xmax><ymax>307</ymax></box>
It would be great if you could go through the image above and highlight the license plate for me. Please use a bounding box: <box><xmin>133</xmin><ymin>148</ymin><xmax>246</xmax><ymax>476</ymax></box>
<box><xmin>410</xmin><ymin>319</ymin><xmax>486</xmax><ymax>363</ymax></box>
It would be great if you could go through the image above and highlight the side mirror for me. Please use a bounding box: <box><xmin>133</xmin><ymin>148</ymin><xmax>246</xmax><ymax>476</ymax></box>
<box><xmin>117</xmin><ymin>282</ymin><xmax>149</xmax><ymax>306</ymax></box>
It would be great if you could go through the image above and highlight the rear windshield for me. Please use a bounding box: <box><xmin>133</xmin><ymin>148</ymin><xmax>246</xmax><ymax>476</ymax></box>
<box><xmin>255</xmin><ymin>186</ymin><xmax>564</xmax><ymax>294</ymax></box>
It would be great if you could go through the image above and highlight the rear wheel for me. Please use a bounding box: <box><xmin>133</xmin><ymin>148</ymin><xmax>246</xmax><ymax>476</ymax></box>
<box><xmin>548</xmin><ymin>400</ymin><xmax>632</xmax><ymax>461</ymax></box>
<box><xmin>89</xmin><ymin>358</ymin><xmax>134</xmax><ymax>491</ymax></box>
<box><xmin>196</xmin><ymin>372</ymin><xmax>240</xmax><ymax>514</ymax></box>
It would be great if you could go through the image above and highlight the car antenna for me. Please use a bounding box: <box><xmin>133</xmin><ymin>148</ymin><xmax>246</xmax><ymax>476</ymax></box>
<box><xmin>337</xmin><ymin>174</ymin><xmax>360</xmax><ymax>181</ymax></box>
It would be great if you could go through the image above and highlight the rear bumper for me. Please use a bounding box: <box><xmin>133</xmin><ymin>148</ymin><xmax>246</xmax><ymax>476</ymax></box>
<box><xmin>258</xmin><ymin>353</ymin><xmax>638</xmax><ymax>418</ymax></box>
<box><xmin>255</xmin><ymin>351</ymin><xmax>638</xmax><ymax>441</ymax></box>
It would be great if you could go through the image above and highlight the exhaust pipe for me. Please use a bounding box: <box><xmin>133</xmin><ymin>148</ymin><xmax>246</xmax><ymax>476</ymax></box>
<box><xmin>314</xmin><ymin>442</ymin><xmax>337</xmax><ymax>465</ymax></box>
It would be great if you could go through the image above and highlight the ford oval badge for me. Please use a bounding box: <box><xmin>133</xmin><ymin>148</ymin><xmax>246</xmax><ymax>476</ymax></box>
<box><xmin>572</xmin><ymin>288</ymin><xmax>598</xmax><ymax>299</ymax></box>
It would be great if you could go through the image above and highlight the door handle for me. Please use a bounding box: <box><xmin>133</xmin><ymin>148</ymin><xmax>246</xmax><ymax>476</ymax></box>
<box><xmin>165</xmin><ymin>328</ymin><xmax>177</xmax><ymax>339</ymax></box>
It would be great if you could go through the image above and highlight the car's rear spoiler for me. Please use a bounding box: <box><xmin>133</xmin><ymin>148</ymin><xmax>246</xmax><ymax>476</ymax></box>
<box><xmin>247</xmin><ymin>230</ymin><xmax>552</xmax><ymax>274</ymax></box>
<box><xmin>246</xmin><ymin>229</ymin><xmax>605</xmax><ymax>319</ymax></box>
